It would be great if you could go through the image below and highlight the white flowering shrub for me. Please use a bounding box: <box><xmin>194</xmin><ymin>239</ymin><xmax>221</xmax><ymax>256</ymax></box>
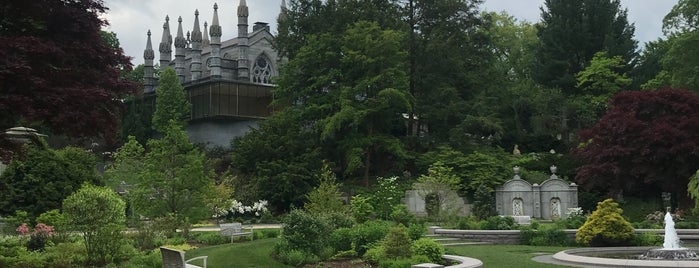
<box><xmin>212</xmin><ymin>199</ymin><xmax>269</xmax><ymax>221</ymax></box>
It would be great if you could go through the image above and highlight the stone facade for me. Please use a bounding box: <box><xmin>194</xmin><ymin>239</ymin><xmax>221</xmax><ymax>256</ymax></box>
<box><xmin>495</xmin><ymin>166</ymin><xmax>578</xmax><ymax>220</ymax></box>
<box><xmin>142</xmin><ymin>1</ymin><xmax>283</xmax><ymax>147</ymax></box>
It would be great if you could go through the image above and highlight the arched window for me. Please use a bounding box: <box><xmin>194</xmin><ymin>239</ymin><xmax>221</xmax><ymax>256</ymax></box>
<box><xmin>252</xmin><ymin>54</ymin><xmax>273</xmax><ymax>84</ymax></box>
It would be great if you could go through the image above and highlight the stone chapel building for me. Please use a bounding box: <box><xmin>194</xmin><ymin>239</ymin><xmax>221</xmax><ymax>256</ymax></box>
<box><xmin>141</xmin><ymin>1</ymin><xmax>283</xmax><ymax>147</ymax></box>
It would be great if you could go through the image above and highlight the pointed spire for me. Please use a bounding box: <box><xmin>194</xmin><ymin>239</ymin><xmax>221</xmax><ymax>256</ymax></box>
<box><xmin>202</xmin><ymin>21</ymin><xmax>210</xmax><ymax>47</ymax></box>
<box><xmin>159</xmin><ymin>15</ymin><xmax>172</xmax><ymax>67</ymax></box>
<box><xmin>210</xmin><ymin>3</ymin><xmax>222</xmax><ymax>38</ymax></box>
<box><xmin>238</xmin><ymin>0</ymin><xmax>249</xmax><ymax>17</ymax></box>
<box><xmin>174</xmin><ymin>16</ymin><xmax>186</xmax><ymax>49</ymax></box>
<box><xmin>191</xmin><ymin>9</ymin><xmax>202</xmax><ymax>45</ymax></box>
<box><xmin>144</xmin><ymin>30</ymin><xmax>154</xmax><ymax>60</ymax></box>
<box><xmin>143</xmin><ymin>30</ymin><xmax>155</xmax><ymax>93</ymax></box>
<box><xmin>278</xmin><ymin>0</ymin><xmax>288</xmax><ymax>22</ymax></box>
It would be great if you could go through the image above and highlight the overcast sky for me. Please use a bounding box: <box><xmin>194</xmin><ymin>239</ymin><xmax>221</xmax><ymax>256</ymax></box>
<box><xmin>103</xmin><ymin>0</ymin><xmax>678</xmax><ymax>66</ymax></box>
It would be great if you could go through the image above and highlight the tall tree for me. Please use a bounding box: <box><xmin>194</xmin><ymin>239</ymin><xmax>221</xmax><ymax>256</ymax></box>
<box><xmin>0</xmin><ymin>0</ymin><xmax>136</xmax><ymax>145</ymax></box>
<box><xmin>152</xmin><ymin>68</ymin><xmax>190</xmax><ymax>133</ymax></box>
<box><xmin>276</xmin><ymin>21</ymin><xmax>410</xmax><ymax>185</ymax></box>
<box><xmin>574</xmin><ymin>89</ymin><xmax>699</xmax><ymax>208</ymax></box>
<box><xmin>533</xmin><ymin>0</ymin><xmax>637</xmax><ymax>94</ymax></box>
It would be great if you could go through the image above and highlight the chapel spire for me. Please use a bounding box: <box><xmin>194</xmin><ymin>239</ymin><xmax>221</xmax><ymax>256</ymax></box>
<box><xmin>143</xmin><ymin>30</ymin><xmax>155</xmax><ymax>93</ymax></box>
<box><xmin>237</xmin><ymin>0</ymin><xmax>250</xmax><ymax>81</ymax></box>
<box><xmin>203</xmin><ymin>21</ymin><xmax>210</xmax><ymax>47</ymax></box>
<box><xmin>158</xmin><ymin>15</ymin><xmax>172</xmax><ymax>68</ymax></box>
<box><xmin>174</xmin><ymin>16</ymin><xmax>186</xmax><ymax>83</ymax></box>
<box><xmin>190</xmin><ymin>9</ymin><xmax>203</xmax><ymax>81</ymax></box>
<box><xmin>278</xmin><ymin>0</ymin><xmax>287</xmax><ymax>22</ymax></box>
<box><xmin>209</xmin><ymin>3</ymin><xmax>222</xmax><ymax>78</ymax></box>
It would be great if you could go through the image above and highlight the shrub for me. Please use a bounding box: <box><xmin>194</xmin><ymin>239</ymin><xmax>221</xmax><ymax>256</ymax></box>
<box><xmin>351</xmin><ymin>220</ymin><xmax>392</xmax><ymax>256</ymax></box>
<box><xmin>277</xmin><ymin>249</ymin><xmax>317</xmax><ymax>267</ymax></box>
<box><xmin>412</xmin><ymin>238</ymin><xmax>444</xmax><ymax>263</ymax></box>
<box><xmin>35</xmin><ymin>210</ymin><xmax>64</xmax><ymax>230</ymax></box>
<box><xmin>634</xmin><ymin>232</ymin><xmax>663</xmax><ymax>246</ymax></box>
<box><xmin>350</xmin><ymin>194</ymin><xmax>374</xmax><ymax>223</ymax></box>
<box><xmin>390</xmin><ymin>204</ymin><xmax>415</xmax><ymax>226</ymax></box>
<box><xmin>407</xmin><ymin>222</ymin><xmax>425</xmax><ymax>241</ymax></box>
<box><xmin>456</xmin><ymin>216</ymin><xmax>481</xmax><ymax>230</ymax></box>
<box><xmin>43</xmin><ymin>242</ymin><xmax>87</xmax><ymax>268</ymax></box>
<box><xmin>576</xmin><ymin>199</ymin><xmax>635</xmax><ymax>246</ymax></box>
<box><xmin>480</xmin><ymin>216</ymin><xmax>518</xmax><ymax>230</ymax></box>
<box><xmin>383</xmin><ymin>225</ymin><xmax>412</xmax><ymax>259</ymax></box>
<box><xmin>2</xmin><ymin>210</ymin><xmax>30</xmax><ymax>234</ymax></box>
<box><xmin>277</xmin><ymin>209</ymin><xmax>331</xmax><ymax>258</ymax></box>
<box><xmin>329</xmin><ymin>228</ymin><xmax>354</xmax><ymax>252</ymax></box>
<box><xmin>259</xmin><ymin>228</ymin><xmax>281</xmax><ymax>238</ymax></box>
<box><xmin>193</xmin><ymin>232</ymin><xmax>228</xmax><ymax>245</ymax></box>
<box><xmin>325</xmin><ymin>212</ymin><xmax>355</xmax><ymax>229</ymax></box>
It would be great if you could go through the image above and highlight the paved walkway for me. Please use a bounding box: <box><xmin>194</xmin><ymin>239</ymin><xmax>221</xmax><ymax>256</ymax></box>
<box><xmin>191</xmin><ymin>223</ymin><xmax>282</xmax><ymax>232</ymax></box>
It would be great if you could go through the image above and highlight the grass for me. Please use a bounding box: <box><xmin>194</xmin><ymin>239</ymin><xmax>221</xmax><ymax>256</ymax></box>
<box><xmin>186</xmin><ymin>238</ymin><xmax>292</xmax><ymax>268</ymax></box>
<box><xmin>185</xmin><ymin>237</ymin><xmax>576</xmax><ymax>267</ymax></box>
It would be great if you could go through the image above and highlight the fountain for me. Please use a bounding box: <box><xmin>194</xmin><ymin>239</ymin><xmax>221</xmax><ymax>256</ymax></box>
<box><xmin>547</xmin><ymin>210</ymin><xmax>699</xmax><ymax>267</ymax></box>
<box><xmin>641</xmin><ymin>211</ymin><xmax>698</xmax><ymax>260</ymax></box>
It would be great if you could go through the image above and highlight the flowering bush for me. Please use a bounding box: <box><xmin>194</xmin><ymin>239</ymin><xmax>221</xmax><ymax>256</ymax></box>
<box><xmin>16</xmin><ymin>223</ymin><xmax>29</xmax><ymax>235</ymax></box>
<box><xmin>213</xmin><ymin>199</ymin><xmax>269</xmax><ymax>221</ymax></box>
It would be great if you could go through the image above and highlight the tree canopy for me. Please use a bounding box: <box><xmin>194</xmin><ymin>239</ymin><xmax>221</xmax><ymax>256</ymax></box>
<box><xmin>574</xmin><ymin>89</ymin><xmax>699</xmax><ymax>208</ymax></box>
<box><xmin>0</xmin><ymin>0</ymin><xmax>136</xmax><ymax>145</ymax></box>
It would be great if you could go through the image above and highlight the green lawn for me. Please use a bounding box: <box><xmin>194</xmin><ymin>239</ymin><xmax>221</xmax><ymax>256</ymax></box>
<box><xmin>187</xmin><ymin>239</ymin><xmax>291</xmax><ymax>268</ymax></box>
<box><xmin>186</xmin><ymin>238</ymin><xmax>575</xmax><ymax>267</ymax></box>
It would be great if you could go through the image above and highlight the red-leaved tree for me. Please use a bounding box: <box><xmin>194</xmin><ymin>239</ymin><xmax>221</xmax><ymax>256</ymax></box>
<box><xmin>574</xmin><ymin>88</ymin><xmax>699</xmax><ymax>208</ymax></box>
<box><xmin>0</xmin><ymin>0</ymin><xmax>136</xmax><ymax>146</ymax></box>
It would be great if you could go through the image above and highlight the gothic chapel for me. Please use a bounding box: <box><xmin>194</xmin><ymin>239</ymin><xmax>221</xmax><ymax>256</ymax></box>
<box><xmin>142</xmin><ymin>1</ymin><xmax>283</xmax><ymax>147</ymax></box>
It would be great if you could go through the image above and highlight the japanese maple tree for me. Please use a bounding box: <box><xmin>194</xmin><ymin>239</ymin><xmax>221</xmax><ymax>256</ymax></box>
<box><xmin>574</xmin><ymin>88</ymin><xmax>699</xmax><ymax>207</ymax></box>
<box><xmin>0</xmin><ymin>0</ymin><xmax>136</xmax><ymax>145</ymax></box>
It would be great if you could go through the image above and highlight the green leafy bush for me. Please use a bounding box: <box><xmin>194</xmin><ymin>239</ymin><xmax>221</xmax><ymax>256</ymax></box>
<box><xmin>390</xmin><ymin>204</ymin><xmax>415</xmax><ymax>226</ymax></box>
<box><xmin>634</xmin><ymin>232</ymin><xmax>663</xmax><ymax>246</ymax></box>
<box><xmin>193</xmin><ymin>232</ymin><xmax>228</xmax><ymax>245</ymax></box>
<box><xmin>275</xmin><ymin>209</ymin><xmax>331</xmax><ymax>265</ymax></box>
<box><xmin>350</xmin><ymin>194</ymin><xmax>374</xmax><ymax>223</ymax></box>
<box><xmin>329</xmin><ymin>228</ymin><xmax>354</xmax><ymax>252</ymax></box>
<box><xmin>412</xmin><ymin>238</ymin><xmax>444</xmax><ymax>263</ymax></box>
<box><xmin>383</xmin><ymin>225</ymin><xmax>411</xmax><ymax>259</ymax></box>
<box><xmin>351</xmin><ymin>220</ymin><xmax>392</xmax><ymax>256</ymax></box>
<box><xmin>43</xmin><ymin>242</ymin><xmax>88</xmax><ymax>268</ymax></box>
<box><xmin>363</xmin><ymin>244</ymin><xmax>386</xmax><ymax>265</ymax></box>
<box><xmin>407</xmin><ymin>222</ymin><xmax>425</xmax><ymax>240</ymax></box>
<box><xmin>576</xmin><ymin>199</ymin><xmax>635</xmax><ymax>246</ymax></box>
<box><xmin>480</xmin><ymin>216</ymin><xmax>518</xmax><ymax>230</ymax></box>
<box><xmin>456</xmin><ymin>216</ymin><xmax>481</xmax><ymax>230</ymax></box>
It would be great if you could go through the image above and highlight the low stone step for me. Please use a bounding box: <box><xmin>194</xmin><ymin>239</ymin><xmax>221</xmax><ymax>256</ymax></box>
<box><xmin>441</xmin><ymin>241</ymin><xmax>493</xmax><ymax>246</ymax></box>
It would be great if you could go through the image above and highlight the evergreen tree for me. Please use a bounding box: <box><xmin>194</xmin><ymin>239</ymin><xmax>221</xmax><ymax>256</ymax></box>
<box><xmin>152</xmin><ymin>68</ymin><xmax>190</xmax><ymax>133</ymax></box>
<box><xmin>533</xmin><ymin>0</ymin><xmax>637</xmax><ymax>94</ymax></box>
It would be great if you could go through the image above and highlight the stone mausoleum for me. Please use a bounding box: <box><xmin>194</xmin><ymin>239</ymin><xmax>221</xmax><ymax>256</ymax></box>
<box><xmin>141</xmin><ymin>0</ymin><xmax>284</xmax><ymax>147</ymax></box>
<box><xmin>495</xmin><ymin>166</ymin><xmax>578</xmax><ymax>220</ymax></box>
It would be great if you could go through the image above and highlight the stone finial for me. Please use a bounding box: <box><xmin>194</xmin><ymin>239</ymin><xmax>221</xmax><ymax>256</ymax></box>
<box><xmin>191</xmin><ymin>9</ymin><xmax>202</xmax><ymax>43</ymax></box>
<box><xmin>174</xmin><ymin>16</ymin><xmax>186</xmax><ymax>48</ymax></box>
<box><xmin>278</xmin><ymin>0</ymin><xmax>288</xmax><ymax>21</ymax></box>
<box><xmin>513</xmin><ymin>166</ymin><xmax>521</xmax><ymax>180</ymax></box>
<box><xmin>238</xmin><ymin>0</ymin><xmax>249</xmax><ymax>17</ymax></box>
<box><xmin>210</xmin><ymin>3</ymin><xmax>222</xmax><ymax>37</ymax></box>
<box><xmin>159</xmin><ymin>16</ymin><xmax>172</xmax><ymax>53</ymax></box>
<box><xmin>550</xmin><ymin>165</ymin><xmax>557</xmax><ymax>175</ymax></box>
<box><xmin>202</xmin><ymin>21</ymin><xmax>210</xmax><ymax>46</ymax></box>
<box><xmin>144</xmin><ymin>30</ymin><xmax>154</xmax><ymax>60</ymax></box>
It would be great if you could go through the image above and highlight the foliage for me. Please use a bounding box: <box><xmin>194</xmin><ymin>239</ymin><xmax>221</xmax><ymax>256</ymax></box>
<box><xmin>690</xmin><ymin>169</ymin><xmax>699</xmax><ymax>214</ymax></box>
<box><xmin>481</xmin><ymin>216</ymin><xmax>519</xmax><ymax>230</ymax></box>
<box><xmin>151</xmin><ymin>68</ymin><xmax>190</xmax><ymax>133</ymax></box>
<box><xmin>62</xmin><ymin>184</ymin><xmax>127</xmax><ymax>266</ymax></box>
<box><xmin>390</xmin><ymin>204</ymin><xmax>415</xmax><ymax>227</ymax></box>
<box><xmin>120</xmin><ymin>122</ymin><xmax>214</xmax><ymax>231</ymax></box>
<box><xmin>2</xmin><ymin>210</ymin><xmax>30</xmax><ymax>234</ymax></box>
<box><xmin>230</xmin><ymin>109</ymin><xmax>323</xmax><ymax>213</ymax></box>
<box><xmin>576</xmin><ymin>199</ymin><xmax>635</xmax><ymax>246</ymax></box>
<box><xmin>662</xmin><ymin>0</ymin><xmax>699</xmax><ymax>35</ymax></box>
<box><xmin>0</xmin><ymin>145</ymin><xmax>101</xmax><ymax>218</ymax></box>
<box><xmin>350</xmin><ymin>194</ymin><xmax>374</xmax><ymax>223</ymax></box>
<box><xmin>0</xmin><ymin>0</ymin><xmax>136</xmax><ymax>144</ymax></box>
<box><xmin>369</xmin><ymin>176</ymin><xmax>404</xmax><ymax>220</ymax></box>
<box><xmin>35</xmin><ymin>210</ymin><xmax>64</xmax><ymax>232</ymax></box>
<box><xmin>275</xmin><ymin>209</ymin><xmax>332</xmax><ymax>263</ymax></box>
<box><xmin>634</xmin><ymin>232</ymin><xmax>663</xmax><ymax>246</ymax></box>
<box><xmin>574</xmin><ymin>89</ymin><xmax>699</xmax><ymax>207</ymax></box>
<box><xmin>383</xmin><ymin>225</ymin><xmax>412</xmax><ymax>259</ymax></box>
<box><xmin>351</xmin><ymin>220</ymin><xmax>393</xmax><ymax>256</ymax></box>
<box><xmin>520</xmin><ymin>225</ymin><xmax>571</xmax><ymax>246</ymax></box>
<box><xmin>533</xmin><ymin>0</ymin><xmax>636</xmax><ymax>94</ymax></box>
<box><xmin>411</xmin><ymin>238</ymin><xmax>444</xmax><ymax>263</ymax></box>
<box><xmin>415</xmin><ymin>161</ymin><xmax>462</xmax><ymax>222</ymax></box>
<box><xmin>574</xmin><ymin>51</ymin><xmax>632</xmax><ymax>127</ymax></box>
<box><xmin>472</xmin><ymin>183</ymin><xmax>496</xmax><ymax>220</ymax></box>
<box><xmin>304</xmin><ymin>163</ymin><xmax>347</xmax><ymax>215</ymax></box>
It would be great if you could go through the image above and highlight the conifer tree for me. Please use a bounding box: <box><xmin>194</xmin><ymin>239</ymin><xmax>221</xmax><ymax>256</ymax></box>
<box><xmin>152</xmin><ymin>68</ymin><xmax>190</xmax><ymax>133</ymax></box>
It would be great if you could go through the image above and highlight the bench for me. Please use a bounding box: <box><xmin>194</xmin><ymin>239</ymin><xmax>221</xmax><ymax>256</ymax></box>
<box><xmin>219</xmin><ymin>222</ymin><xmax>253</xmax><ymax>242</ymax></box>
<box><xmin>160</xmin><ymin>247</ymin><xmax>207</xmax><ymax>268</ymax></box>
